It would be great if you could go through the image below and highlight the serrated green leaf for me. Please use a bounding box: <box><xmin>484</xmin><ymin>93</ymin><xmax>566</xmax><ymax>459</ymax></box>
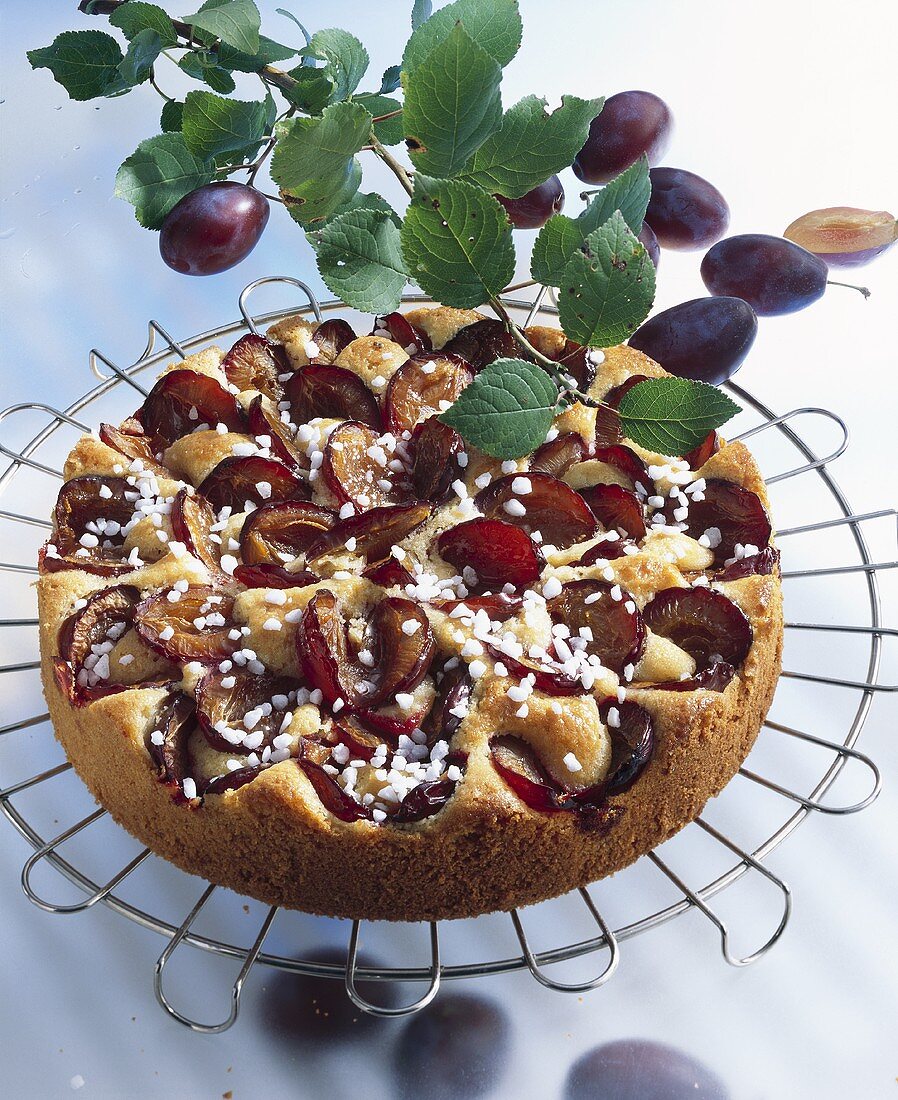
<box><xmin>531</xmin><ymin>158</ymin><xmax>651</xmax><ymax>285</ymax></box>
<box><xmin>116</xmin><ymin>28</ymin><xmax>162</xmax><ymax>87</ymax></box>
<box><xmin>217</xmin><ymin>35</ymin><xmax>296</xmax><ymax>72</ymax></box>
<box><xmin>309</xmin><ymin>208</ymin><xmax>407</xmax><ymax>314</ymax></box>
<box><xmin>403</xmin><ymin>0</ymin><xmax>522</xmax><ymax>72</ymax></box>
<box><xmin>27</xmin><ymin>31</ymin><xmax>124</xmax><ymax>101</ymax></box>
<box><xmin>184</xmin><ymin>0</ymin><xmax>260</xmax><ymax>54</ymax></box>
<box><xmin>559</xmin><ymin>211</ymin><xmax>656</xmax><ymax>347</ymax></box>
<box><xmin>282</xmin><ymin>65</ymin><xmax>335</xmax><ymax>113</ymax></box>
<box><xmin>412</xmin><ymin>0</ymin><xmax>433</xmax><ymax>29</ymax></box>
<box><xmin>114</xmin><ymin>133</ymin><xmax>214</xmax><ymax>229</ymax></box>
<box><xmin>531</xmin><ymin>214</ymin><xmax>584</xmax><ymax>286</ymax></box>
<box><xmin>315</xmin><ymin>191</ymin><xmax>400</xmax><ymax>231</ymax></box>
<box><xmin>271</xmin><ymin>101</ymin><xmax>372</xmax><ymax>226</ymax></box>
<box><xmin>109</xmin><ymin>3</ymin><xmax>177</xmax><ymax>46</ymax></box>
<box><xmin>402</xmin><ymin>23</ymin><xmax>502</xmax><ymax>178</ymax></box>
<box><xmin>160</xmin><ymin>99</ymin><xmax>185</xmax><ymax>132</ymax></box>
<box><xmin>459</xmin><ymin>94</ymin><xmax>602</xmax><ymax>198</ymax></box>
<box><xmin>354</xmin><ymin>94</ymin><xmax>403</xmax><ymax>145</ymax></box>
<box><xmin>178</xmin><ymin>50</ymin><xmax>236</xmax><ymax>93</ymax></box>
<box><xmin>440</xmin><ymin>358</ymin><xmax>558</xmax><ymax>459</ymax></box>
<box><xmin>401</xmin><ymin>175</ymin><xmax>515</xmax><ymax>310</ymax></box>
<box><xmin>182</xmin><ymin>91</ymin><xmax>268</xmax><ymax>160</ymax></box>
<box><xmin>617</xmin><ymin>378</ymin><xmax>740</xmax><ymax>456</ymax></box>
<box><xmin>299</xmin><ymin>28</ymin><xmax>369</xmax><ymax>102</ymax></box>
<box><xmin>380</xmin><ymin>65</ymin><xmax>401</xmax><ymax>94</ymax></box>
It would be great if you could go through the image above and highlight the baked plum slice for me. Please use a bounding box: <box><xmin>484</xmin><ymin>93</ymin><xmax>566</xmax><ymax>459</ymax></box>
<box><xmin>391</xmin><ymin>751</ymin><xmax>469</xmax><ymax>824</ymax></box>
<box><xmin>286</xmin><ymin>364</ymin><xmax>381</xmax><ymax>429</ymax></box>
<box><xmin>363</xmin><ymin>558</ymin><xmax>416</xmax><ymax>588</ymax></box>
<box><xmin>239</xmin><ymin>500</ymin><xmax>335</xmax><ymax>573</ymax></box>
<box><xmin>222</xmin><ymin>333</ymin><xmax>289</xmax><ymax>399</ymax></box>
<box><xmin>486</xmin><ymin>646</ymin><xmax>585</xmax><ymax>696</ymax></box>
<box><xmin>136</xmin><ymin>369</ymin><xmax>246</xmax><ymax>448</ymax></box>
<box><xmin>99</xmin><ymin>423</ymin><xmax>168</xmax><ymax>475</ymax></box>
<box><xmin>246</xmin><ymin>395</ymin><xmax>306</xmax><ymax>473</ymax></box>
<box><xmin>529</xmin><ymin>433</ymin><xmax>587</xmax><ymax>478</ymax></box>
<box><xmin>683</xmin><ymin>430</ymin><xmax>719</xmax><ymax>470</ymax></box>
<box><xmin>437</xmin><ymin>518</ymin><xmax>544</xmax><ymax>591</ymax></box>
<box><xmin>409</xmin><ymin>418</ymin><xmax>464</xmax><ymax>502</ymax></box>
<box><xmin>309</xmin><ymin>318</ymin><xmax>356</xmax><ymax>363</ymax></box>
<box><xmin>431</xmin><ymin>593</ymin><xmax>523</xmax><ymax>621</ymax></box>
<box><xmin>321</xmin><ymin>421</ymin><xmax>408</xmax><ymax>509</ymax></box>
<box><xmin>170</xmin><ymin>488</ymin><xmax>231</xmax><ymax>585</ymax></box>
<box><xmin>489</xmin><ymin>735</ymin><xmax>619</xmax><ymax>829</ymax></box>
<box><xmin>475</xmin><ymin>473</ymin><xmax>597</xmax><ymax>550</ymax></box>
<box><xmin>308</xmin><ymin>502</ymin><xmax>430</xmax><ymax>563</ymax></box>
<box><xmin>146</xmin><ymin>692</ymin><xmax>197</xmax><ymax>800</ymax></box>
<box><xmin>46</xmin><ymin>476</ymin><xmax>135</xmax><ymax>576</ymax></box>
<box><xmin>233</xmin><ymin>563</ymin><xmax>318</xmax><ymax>589</ymax></box>
<box><xmin>443</xmin><ymin>319</ymin><xmax>516</xmax><ymax>369</ymax></box>
<box><xmin>136</xmin><ymin>585</ymin><xmax>237</xmax><ymax>664</ymax></box>
<box><xmin>589</xmin><ymin>445</ymin><xmax>652</xmax><ymax>494</ymax></box>
<box><xmin>644</xmin><ymin>661</ymin><xmax>736</xmax><ymax>692</ymax></box>
<box><xmin>297</xmin><ymin>590</ymin><xmax>435</xmax><ymax>709</ymax></box>
<box><xmin>372</xmin><ymin>311</ymin><xmax>430</xmax><ymax>353</ymax></box>
<box><xmin>579</xmin><ymin>483</ymin><xmax>647</xmax><ymax>541</ymax></box>
<box><xmin>642</xmin><ymin>586</ymin><xmax>752</xmax><ymax>670</ymax></box>
<box><xmin>198</xmin><ymin>455</ymin><xmax>308</xmax><ymax>512</ymax></box>
<box><xmin>593</xmin><ymin>374</ymin><xmax>650</xmax><ymax>446</ymax></box>
<box><xmin>547</xmin><ymin>579</ymin><xmax>646</xmax><ymax>676</ymax></box>
<box><xmin>384</xmin><ymin>353</ymin><xmax>474</xmax><ymax>434</ymax></box>
<box><xmin>598</xmin><ymin>699</ymin><xmax>654</xmax><ymax>794</ymax></box>
<box><xmin>679</xmin><ymin>478</ymin><xmax>772</xmax><ymax>566</ymax></box>
<box><xmin>717</xmin><ymin>545</ymin><xmax>780</xmax><ymax>581</ymax></box>
<box><xmin>53</xmin><ymin>584</ymin><xmax>142</xmax><ymax>704</ymax></box>
<box><xmin>196</xmin><ymin>669</ymin><xmax>300</xmax><ymax>753</ymax></box>
<box><xmin>298</xmin><ymin>754</ymin><xmax>371</xmax><ymax>822</ymax></box>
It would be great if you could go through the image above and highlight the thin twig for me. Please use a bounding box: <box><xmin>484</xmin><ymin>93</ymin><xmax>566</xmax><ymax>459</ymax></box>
<box><xmin>371</xmin><ymin>107</ymin><xmax>404</xmax><ymax>123</ymax></box>
<box><xmin>149</xmin><ymin>70</ymin><xmax>174</xmax><ymax>103</ymax></box>
<box><xmin>369</xmin><ymin>134</ymin><xmax>415</xmax><ymax>198</ymax></box>
<box><xmin>502</xmin><ymin>278</ymin><xmax>539</xmax><ymax>294</ymax></box>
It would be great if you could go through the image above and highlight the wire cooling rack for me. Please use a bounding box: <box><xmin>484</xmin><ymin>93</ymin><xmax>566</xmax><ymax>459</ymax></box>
<box><xmin>1</xmin><ymin>278</ymin><xmax>893</xmax><ymax>1032</ymax></box>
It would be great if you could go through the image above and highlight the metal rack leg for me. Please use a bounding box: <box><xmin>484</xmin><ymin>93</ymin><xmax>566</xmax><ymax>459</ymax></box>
<box><xmin>345</xmin><ymin>920</ymin><xmax>441</xmax><ymax>1017</ymax></box>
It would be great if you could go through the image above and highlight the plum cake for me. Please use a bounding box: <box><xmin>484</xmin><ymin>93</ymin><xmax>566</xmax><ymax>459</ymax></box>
<box><xmin>38</xmin><ymin>306</ymin><xmax>783</xmax><ymax>921</ymax></box>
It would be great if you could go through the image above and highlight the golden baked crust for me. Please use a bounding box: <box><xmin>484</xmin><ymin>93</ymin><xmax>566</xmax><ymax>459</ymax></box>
<box><xmin>38</xmin><ymin>307</ymin><xmax>783</xmax><ymax>921</ymax></box>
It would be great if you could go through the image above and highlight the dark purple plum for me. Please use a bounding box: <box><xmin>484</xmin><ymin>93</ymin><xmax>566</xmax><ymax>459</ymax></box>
<box><xmin>257</xmin><ymin>945</ymin><xmax>400</xmax><ymax>1043</ymax></box>
<box><xmin>638</xmin><ymin>221</ymin><xmax>660</xmax><ymax>267</ymax></box>
<box><xmin>700</xmin><ymin>233</ymin><xmax>829</xmax><ymax>315</ymax></box>
<box><xmin>645</xmin><ymin>168</ymin><xmax>729</xmax><ymax>250</ymax></box>
<box><xmin>160</xmin><ymin>182</ymin><xmax>269</xmax><ymax>276</ymax></box>
<box><xmin>628</xmin><ymin>297</ymin><xmax>757</xmax><ymax>385</ymax></box>
<box><xmin>392</xmin><ymin>993</ymin><xmax>510</xmax><ymax>1100</ymax></box>
<box><xmin>565</xmin><ymin>1039</ymin><xmax>729</xmax><ymax>1100</ymax></box>
<box><xmin>497</xmin><ymin>175</ymin><xmax>564</xmax><ymax>229</ymax></box>
<box><xmin>573</xmin><ymin>91</ymin><xmax>673</xmax><ymax>184</ymax></box>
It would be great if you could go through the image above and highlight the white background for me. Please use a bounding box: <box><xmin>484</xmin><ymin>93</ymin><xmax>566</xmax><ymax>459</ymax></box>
<box><xmin>1</xmin><ymin>2</ymin><xmax>896</xmax><ymax>1097</ymax></box>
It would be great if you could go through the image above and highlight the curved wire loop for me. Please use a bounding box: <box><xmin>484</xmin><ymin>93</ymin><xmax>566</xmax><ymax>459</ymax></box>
<box><xmin>0</xmin><ymin>403</ymin><xmax>90</xmax><ymax>478</ymax></box>
<box><xmin>154</xmin><ymin>885</ymin><xmax>278</xmax><ymax>1033</ymax></box>
<box><xmin>143</xmin><ymin>320</ymin><xmax>187</xmax><ymax>361</ymax></box>
<box><xmin>239</xmin><ymin>276</ymin><xmax>323</xmax><ymax>334</ymax></box>
<box><xmin>649</xmin><ymin>831</ymin><xmax>792</xmax><ymax>969</ymax></box>
<box><xmin>345</xmin><ymin>920</ymin><xmax>441</xmax><ymax>1017</ymax></box>
<box><xmin>510</xmin><ymin>887</ymin><xmax>620</xmax><ymax>992</ymax></box>
<box><xmin>732</xmin><ymin>407</ymin><xmax>849</xmax><ymax>482</ymax></box>
<box><xmin>89</xmin><ymin>349</ymin><xmax>149</xmax><ymax>396</ymax></box>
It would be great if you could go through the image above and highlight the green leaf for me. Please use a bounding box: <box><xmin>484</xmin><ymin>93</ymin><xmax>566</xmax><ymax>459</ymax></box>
<box><xmin>300</xmin><ymin>28</ymin><xmax>369</xmax><ymax>102</ymax></box>
<box><xmin>412</xmin><ymin>0</ymin><xmax>433</xmax><ymax>29</ymax></box>
<box><xmin>558</xmin><ymin>211</ymin><xmax>656</xmax><ymax>347</ymax></box>
<box><xmin>402</xmin><ymin>23</ymin><xmax>502</xmax><ymax>178</ymax></box>
<box><xmin>440</xmin><ymin>358</ymin><xmax>559</xmax><ymax>459</ymax></box>
<box><xmin>617</xmin><ymin>378</ymin><xmax>741</xmax><ymax>456</ymax></box>
<box><xmin>116</xmin><ymin>28</ymin><xmax>162</xmax><ymax>87</ymax></box>
<box><xmin>183</xmin><ymin>0</ymin><xmax>260</xmax><ymax>54</ymax></box>
<box><xmin>379</xmin><ymin>65</ymin><xmax>401</xmax><ymax>94</ymax></box>
<box><xmin>217</xmin><ymin>35</ymin><xmax>296</xmax><ymax>72</ymax></box>
<box><xmin>271</xmin><ymin>100</ymin><xmax>372</xmax><ymax>226</ymax></box>
<box><xmin>315</xmin><ymin>191</ymin><xmax>401</xmax><ymax>231</ymax></box>
<box><xmin>459</xmin><ymin>94</ymin><xmax>602</xmax><ymax>197</ymax></box>
<box><xmin>403</xmin><ymin>0</ymin><xmax>522</xmax><ymax>72</ymax></box>
<box><xmin>531</xmin><ymin>158</ymin><xmax>652</xmax><ymax>285</ymax></box>
<box><xmin>27</xmin><ymin>31</ymin><xmax>124</xmax><ymax>101</ymax></box>
<box><xmin>400</xmin><ymin>175</ymin><xmax>515</xmax><ymax>310</ymax></box>
<box><xmin>178</xmin><ymin>50</ymin><xmax>236</xmax><ymax>93</ymax></box>
<box><xmin>182</xmin><ymin>91</ymin><xmax>268</xmax><ymax>160</ymax></box>
<box><xmin>160</xmin><ymin>99</ymin><xmax>185</xmax><ymax>133</ymax></box>
<box><xmin>354</xmin><ymin>93</ymin><xmax>403</xmax><ymax>145</ymax></box>
<box><xmin>109</xmin><ymin>3</ymin><xmax>177</xmax><ymax>47</ymax></box>
<box><xmin>114</xmin><ymin>133</ymin><xmax>214</xmax><ymax>230</ymax></box>
<box><xmin>282</xmin><ymin>65</ymin><xmax>335</xmax><ymax>113</ymax></box>
<box><xmin>309</xmin><ymin>208</ymin><xmax>407</xmax><ymax>314</ymax></box>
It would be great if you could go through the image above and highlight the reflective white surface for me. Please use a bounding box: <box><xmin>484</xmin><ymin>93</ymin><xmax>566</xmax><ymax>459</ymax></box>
<box><xmin>1</xmin><ymin>2</ymin><xmax>896</xmax><ymax>1097</ymax></box>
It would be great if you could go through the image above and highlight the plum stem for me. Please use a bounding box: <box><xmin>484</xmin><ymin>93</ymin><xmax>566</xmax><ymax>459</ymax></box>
<box><xmin>369</xmin><ymin>134</ymin><xmax>415</xmax><ymax>198</ymax></box>
<box><xmin>827</xmin><ymin>279</ymin><xmax>871</xmax><ymax>300</ymax></box>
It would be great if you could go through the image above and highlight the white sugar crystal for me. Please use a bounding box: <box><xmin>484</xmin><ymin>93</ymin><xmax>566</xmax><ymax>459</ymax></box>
<box><xmin>563</xmin><ymin>752</ymin><xmax>582</xmax><ymax>772</ymax></box>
